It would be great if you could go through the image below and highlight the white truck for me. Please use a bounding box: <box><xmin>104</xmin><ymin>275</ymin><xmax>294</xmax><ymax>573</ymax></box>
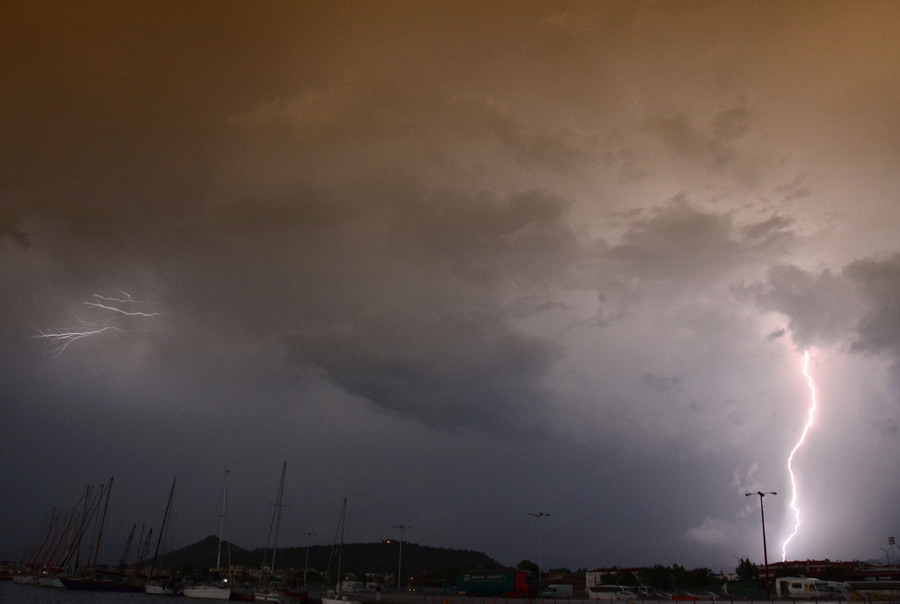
<box><xmin>341</xmin><ymin>581</ymin><xmax>365</xmax><ymax>593</ymax></box>
<box><xmin>541</xmin><ymin>584</ymin><xmax>574</xmax><ymax>598</ymax></box>
<box><xmin>775</xmin><ymin>577</ymin><xmax>852</xmax><ymax>599</ymax></box>
<box><xmin>585</xmin><ymin>585</ymin><xmax>638</xmax><ymax>600</ymax></box>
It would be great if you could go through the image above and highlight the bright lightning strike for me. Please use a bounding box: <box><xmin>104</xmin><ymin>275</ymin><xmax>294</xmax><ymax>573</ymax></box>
<box><xmin>781</xmin><ymin>349</ymin><xmax>817</xmax><ymax>561</ymax></box>
<box><xmin>34</xmin><ymin>290</ymin><xmax>164</xmax><ymax>357</ymax></box>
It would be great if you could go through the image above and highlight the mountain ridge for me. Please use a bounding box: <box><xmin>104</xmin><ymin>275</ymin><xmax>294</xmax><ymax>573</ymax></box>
<box><xmin>157</xmin><ymin>536</ymin><xmax>501</xmax><ymax>577</ymax></box>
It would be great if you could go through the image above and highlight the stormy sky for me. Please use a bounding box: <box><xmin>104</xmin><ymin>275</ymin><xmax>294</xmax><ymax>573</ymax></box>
<box><xmin>3</xmin><ymin>1</ymin><xmax>900</xmax><ymax>574</ymax></box>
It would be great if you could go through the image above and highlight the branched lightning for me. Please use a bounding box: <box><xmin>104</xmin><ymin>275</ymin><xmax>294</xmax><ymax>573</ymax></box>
<box><xmin>83</xmin><ymin>291</ymin><xmax>163</xmax><ymax>317</ymax></box>
<box><xmin>34</xmin><ymin>290</ymin><xmax>164</xmax><ymax>357</ymax></box>
<box><xmin>781</xmin><ymin>349</ymin><xmax>817</xmax><ymax>561</ymax></box>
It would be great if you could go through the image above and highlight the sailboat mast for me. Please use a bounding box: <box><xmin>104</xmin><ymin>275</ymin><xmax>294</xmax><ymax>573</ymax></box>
<box><xmin>216</xmin><ymin>471</ymin><xmax>229</xmax><ymax>573</ymax></box>
<box><xmin>270</xmin><ymin>461</ymin><xmax>286</xmax><ymax>569</ymax></box>
<box><xmin>336</xmin><ymin>498</ymin><xmax>347</xmax><ymax>594</ymax></box>
<box><xmin>256</xmin><ymin>461</ymin><xmax>287</xmax><ymax>599</ymax></box>
<box><xmin>149</xmin><ymin>476</ymin><xmax>176</xmax><ymax>578</ymax></box>
<box><xmin>91</xmin><ymin>477</ymin><xmax>114</xmax><ymax>571</ymax></box>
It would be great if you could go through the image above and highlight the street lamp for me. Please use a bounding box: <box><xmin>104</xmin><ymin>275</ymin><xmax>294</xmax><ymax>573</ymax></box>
<box><xmin>301</xmin><ymin>532</ymin><xmax>317</xmax><ymax>592</ymax></box>
<box><xmin>394</xmin><ymin>525</ymin><xmax>410</xmax><ymax>593</ymax></box>
<box><xmin>745</xmin><ymin>491</ymin><xmax>776</xmax><ymax>600</ymax></box>
<box><xmin>527</xmin><ymin>512</ymin><xmax>550</xmax><ymax>594</ymax></box>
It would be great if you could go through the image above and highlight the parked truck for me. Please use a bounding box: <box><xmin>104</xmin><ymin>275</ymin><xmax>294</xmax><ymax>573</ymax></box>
<box><xmin>775</xmin><ymin>577</ymin><xmax>852</xmax><ymax>599</ymax></box>
<box><xmin>585</xmin><ymin>585</ymin><xmax>638</xmax><ymax>600</ymax></box>
<box><xmin>457</xmin><ymin>569</ymin><xmax>538</xmax><ymax>598</ymax></box>
<box><xmin>541</xmin><ymin>584</ymin><xmax>574</xmax><ymax>598</ymax></box>
<box><xmin>341</xmin><ymin>580</ymin><xmax>365</xmax><ymax>593</ymax></box>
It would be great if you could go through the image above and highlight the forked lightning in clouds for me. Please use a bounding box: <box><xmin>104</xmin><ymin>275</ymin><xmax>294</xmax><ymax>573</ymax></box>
<box><xmin>83</xmin><ymin>292</ymin><xmax>163</xmax><ymax>317</ymax></box>
<box><xmin>33</xmin><ymin>291</ymin><xmax>164</xmax><ymax>357</ymax></box>
<box><xmin>781</xmin><ymin>350</ymin><xmax>817</xmax><ymax>561</ymax></box>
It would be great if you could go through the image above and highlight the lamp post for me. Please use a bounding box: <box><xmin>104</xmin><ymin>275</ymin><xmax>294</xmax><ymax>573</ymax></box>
<box><xmin>745</xmin><ymin>491</ymin><xmax>776</xmax><ymax>600</ymax></box>
<box><xmin>394</xmin><ymin>525</ymin><xmax>410</xmax><ymax>593</ymax></box>
<box><xmin>880</xmin><ymin>536</ymin><xmax>895</xmax><ymax>568</ymax></box>
<box><xmin>301</xmin><ymin>532</ymin><xmax>316</xmax><ymax>592</ymax></box>
<box><xmin>880</xmin><ymin>547</ymin><xmax>891</xmax><ymax>567</ymax></box>
<box><xmin>527</xmin><ymin>511</ymin><xmax>550</xmax><ymax>594</ymax></box>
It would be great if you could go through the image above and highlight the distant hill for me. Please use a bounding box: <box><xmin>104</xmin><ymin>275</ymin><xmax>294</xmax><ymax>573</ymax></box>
<box><xmin>155</xmin><ymin>535</ymin><xmax>251</xmax><ymax>571</ymax></box>
<box><xmin>156</xmin><ymin>537</ymin><xmax>499</xmax><ymax>577</ymax></box>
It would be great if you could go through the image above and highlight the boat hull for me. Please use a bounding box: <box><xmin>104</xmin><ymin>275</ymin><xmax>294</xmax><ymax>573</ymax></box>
<box><xmin>59</xmin><ymin>577</ymin><xmax>144</xmax><ymax>592</ymax></box>
<box><xmin>183</xmin><ymin>585</ymin><xmax>232</xmax><ymax>600</ymax></box>
<box><xmin>145</xmin><ymin>579</ymin><xmax>183</xmax><ymax>595</ymax></box>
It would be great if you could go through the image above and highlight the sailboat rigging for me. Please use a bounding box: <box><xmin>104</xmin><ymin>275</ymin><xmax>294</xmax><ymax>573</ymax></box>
<box><xmin>183</xmin><ymin>471</ymin><xmax>232</xmax><ymax>601</ymax></box>
<box><xmin>254</xmin><ymin>461</ymin><xmax>287</xmax><ymax>603</ymax></box>
<box><xmin>59</xmin><ymin>478</ymin><xmax>145</xmax><ymax>592</ymax></box>
<box><xmin>321</xmin><ymin>498</ymin><xmax>361</xmax><ymax>604</ymax></box>
<box><xmin>145</xmin><ymin>476</ymin><xmax>181</xmax><ymax>595</ymax></box>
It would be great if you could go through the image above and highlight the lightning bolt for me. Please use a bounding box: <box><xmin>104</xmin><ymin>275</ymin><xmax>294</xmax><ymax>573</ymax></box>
<box><xmin>83</xmin><ymin>291</ymin><xmax>164</xmax><ymax>317</ymax></box>
<box><xmin>34</xmin><ymin>290</ymin><xmax>164</xmax><ymax>357</ymax></box>
<box><xmin>781</xmin><ymin>349</ymin><xmax>817</xmax><ymax>561</ymax></box>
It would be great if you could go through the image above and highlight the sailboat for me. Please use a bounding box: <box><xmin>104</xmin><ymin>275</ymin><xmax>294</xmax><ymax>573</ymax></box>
<box><xmin>184</xmin><ymin>471</ymin><xmax>232</xmax><ymax>601</ymax></box>
<box><xmin>60</xmin><ymin>478</ymin><xmax>145</xmax><ymax>592</ymax></box>
<box><xmin>321</xmin><ymin>498</ymin><xmax>361</xmax><ymax>604</ymax></box>
<box><xmin>145</xmin><ymin>477</ymin><xmax>182</xmax><ymax>595</ymax></box>
<box><xmin>254</xmin><ymin>462</ymin><xmax>287</xmax><ymax>603</ymax></box>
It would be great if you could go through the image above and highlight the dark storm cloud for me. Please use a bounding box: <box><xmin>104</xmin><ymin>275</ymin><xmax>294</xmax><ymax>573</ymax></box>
<box><xmin>603</xmin><ymin>197</ymin><xmax>796</xmax><ymax>287</ymax></box>
<box><xmin>750</xmin><ymin>264</ymin><xmax>861</xmax><ymax>348</ymax></box>
<box><xmin>288</xmin><ymin>310</ymin><xmax>559</xmax><ymax>431</ymax></box>
<box><xmin>269</xmin><ymin>187</ymin><xmax>577</xmax><ymax>431</ymax></box>
<box><xmin>752</xmin><ymin>254</ymin><xmax>900</xmax><ymax>362</ymax></box>
<box><xmin>605</xmin><ymin>198</ymin><xmax>739</xmax><ymax>282</ymax></box>
<box><xmin>845</xmin><ymin>255</ymin><xmax>900</xmax><ymax>357</ymax></box>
